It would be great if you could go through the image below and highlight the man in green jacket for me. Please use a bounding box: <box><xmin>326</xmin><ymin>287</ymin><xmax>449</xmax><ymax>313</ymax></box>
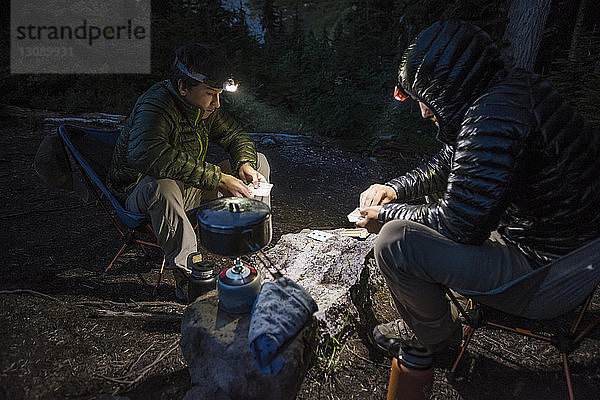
<box><xmin>107</xmin><ymin>43</ymin><xmax>270</xmax><ymax>302</ymax></box>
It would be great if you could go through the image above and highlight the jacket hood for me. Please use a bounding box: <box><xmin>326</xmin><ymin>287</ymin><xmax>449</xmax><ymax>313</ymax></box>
<box><xmin>398</xmin><ymin>20</ymin><xmax>506</xmax><ymax>144</ymax></box>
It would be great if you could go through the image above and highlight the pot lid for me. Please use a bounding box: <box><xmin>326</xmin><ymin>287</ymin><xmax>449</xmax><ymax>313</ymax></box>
<box><xmin>197</xmin><ymin>197</ymin><xmax>271</xmax><ymax>230</ymax></box>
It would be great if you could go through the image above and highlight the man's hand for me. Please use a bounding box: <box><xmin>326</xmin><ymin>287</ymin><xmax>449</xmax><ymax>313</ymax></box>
<box><xmin>238</xmin><ymin>162</ymin><xmax>266</xmax><ymax>188</ymax></box>
<box><xmin>218</xmin><ymin>173</ymin><xmax>253</xmax><ymax>198</ymax></box>
<box><xmin>359</xmin><ymin>184</ymin><xmax>397</xmax><ymax>208</ymax></box>
<box><xmin>356</xmin><ymin>206</ymin><xmax>382</xmax><ymax>233</ymax></box>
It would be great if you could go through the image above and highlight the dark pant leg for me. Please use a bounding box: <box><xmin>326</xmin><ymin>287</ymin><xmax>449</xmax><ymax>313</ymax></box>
<box><xmin>374</xmin><ymin>219</ymin><xmax>532</xmax><ymax>351</ymax></box>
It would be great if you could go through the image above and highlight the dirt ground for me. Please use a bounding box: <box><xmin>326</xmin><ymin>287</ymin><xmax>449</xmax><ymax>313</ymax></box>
<box><xmin>1</xmin><ymin>113</ymin><xmax>599</xmax><ymax>400</ymax></box>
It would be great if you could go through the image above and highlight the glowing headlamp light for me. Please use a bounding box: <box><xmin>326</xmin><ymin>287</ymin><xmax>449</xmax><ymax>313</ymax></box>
<box><xmin>174</xmin><ymin>56</ymin><xmax>238</xmax><ymax>92</ymax></box>
<box><xmin>394</xmin><ymin>85</ymin><xmax>409</xmax><ymax>101</ymax></box>
<box><xmin>223</xmin><ymin>78</ymin><xmax>238</xmax><ymax>92</ymax></box>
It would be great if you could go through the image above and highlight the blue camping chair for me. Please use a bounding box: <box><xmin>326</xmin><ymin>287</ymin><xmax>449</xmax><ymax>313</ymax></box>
<box><xmin>445</xmin><ymin>237</ymin><xmax>600</xmax><ymax>400</ymax></box>
<box><xmin>58</xmin><ymin>124</ymin><xmax>184</xmax><ymax>295</ymax></box>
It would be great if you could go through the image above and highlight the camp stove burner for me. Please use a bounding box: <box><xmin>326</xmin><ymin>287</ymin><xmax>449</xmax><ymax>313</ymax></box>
<box><xmin>220</xmin><ymin>258</ymin><xmax>258</xmax><ymax>285</ymax></box>
<box><xmin>217</xmin><ymin>257</ymin><xmax>262</xmax><ymax>314</ymax></box>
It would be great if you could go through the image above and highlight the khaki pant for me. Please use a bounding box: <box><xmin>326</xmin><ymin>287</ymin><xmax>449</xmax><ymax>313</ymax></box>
<box><xmin>374</xmin><ymin>219</ymin><xmax>533</xmax><ymax>352</ymax></box>
<box><xmin>125</xmin><ymin>153</ymin><xmax>270</xmax><ymax>273</ymax></box>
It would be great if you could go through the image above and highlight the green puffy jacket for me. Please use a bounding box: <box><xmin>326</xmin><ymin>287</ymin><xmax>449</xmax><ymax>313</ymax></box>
<box><xmin>107</xmin><ymin>80</ymin><xmax>257</xmax><ymax>203</ymax></box>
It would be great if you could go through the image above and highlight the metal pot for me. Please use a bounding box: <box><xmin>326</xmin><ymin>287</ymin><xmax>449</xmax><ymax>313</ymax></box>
<box><xmin>217</xmin><ymin>259</ymin><xmax>262</xmax><ymax>313</ymax></box>
<box><xmin>196</xmin><ymin>197</ymin><xmax>272</xmax><ymax>257</ymax></box>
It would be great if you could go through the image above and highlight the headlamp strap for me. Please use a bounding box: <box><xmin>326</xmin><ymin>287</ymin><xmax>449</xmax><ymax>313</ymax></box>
<box><xmin>173</xmin><ymin>56</ymin><xmax>237</xmax><ymax>91</ymax></box>
<box><xmin>174</xmin><ymin>56</ymin><xmax>209</xmax><ymax>83</ymax></box>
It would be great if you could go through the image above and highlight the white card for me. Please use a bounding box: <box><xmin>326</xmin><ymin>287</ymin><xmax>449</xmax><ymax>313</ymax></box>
<box><xmin>347</xmin><ymin>207</ymin><xmax>365</xmax><ymax>223</ymax></box>
<box><xmin>307</xmin><ymin>230</ymin><xmax>334</xmax><ymax>242</ymax></box>
<box><xmin>248</xmin><ymin>182</ymin><xmax>273</xmax><ymax>197</ymax></box>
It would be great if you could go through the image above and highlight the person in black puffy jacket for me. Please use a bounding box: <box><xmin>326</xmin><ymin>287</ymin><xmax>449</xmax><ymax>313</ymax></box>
<box><xmin>355</xmin><ymin>20</ymin><xmax>600</xmax><ymax>359</ymax></box>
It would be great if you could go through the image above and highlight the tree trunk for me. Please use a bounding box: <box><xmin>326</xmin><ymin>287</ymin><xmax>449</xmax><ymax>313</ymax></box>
<box><xmin>502</xmin><ymin>0</ymin><xmax>552</xmax><ymax>70</ymax></box>
<box><xmin>568</xmin><ymin>0</ymin><xmax>588</xmax><ymax>61</ymax></box>
<box><xmin>262</xmin><ymin>0</ymin><xmax>275</xmax><ymax>42</ymax></box>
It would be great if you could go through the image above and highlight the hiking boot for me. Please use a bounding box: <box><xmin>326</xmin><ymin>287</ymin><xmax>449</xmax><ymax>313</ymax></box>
<box><xmin>372</xmin><ymin>319</ymin><xmax>463</xmax><ymax>368</ymax></box>
<box><xmin>172</xmin><ymin>252</ymin><xmax>210</xmax><ymax>304</ymax></box>
<box><xmin>372</xmin><ymin>319</ymin><xmax>422</xmax><ymax>358</ymax></box>
<box><xmin>172</xmin><ymin>268</ymin><xmax>189</xmax><ymax>304</ymax></box>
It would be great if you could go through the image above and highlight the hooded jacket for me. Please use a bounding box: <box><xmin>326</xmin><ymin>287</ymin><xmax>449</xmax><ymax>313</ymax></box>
<box><xmin>107</xmin><ymin>80</ymin><xmax>257</xmax><ymax>202</ymax></box>
<box><xmin>379</xmin><ymin>21</ymin><xmax>600</xmax><ymax>266</ymax></box>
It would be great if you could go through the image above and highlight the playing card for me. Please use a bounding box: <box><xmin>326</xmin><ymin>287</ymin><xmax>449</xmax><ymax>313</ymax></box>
<box><xmin>307</xmin><ymin>230</ymin><xmax>334</xmax><ymax>242</ymax></box>
<box><xmin>347</xmin><ymin>207</ymin><xmax>365</xmax><ymax>223</ymax></box>
<box><xmin>248</xmin><ymin>182</ymin><xmax>273</xmax><ymax>197</ymax></box>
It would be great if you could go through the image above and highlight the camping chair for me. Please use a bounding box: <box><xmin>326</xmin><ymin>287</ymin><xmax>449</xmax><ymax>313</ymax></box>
<box><xmin>58</xmin><ymin>124</ymin><xmax>189</xmax><ymax>295</ymax></box>
<box><xmin>445</xmin><ymin>237</ymin><xmax>600</xmax><ymax>400</ymax></box>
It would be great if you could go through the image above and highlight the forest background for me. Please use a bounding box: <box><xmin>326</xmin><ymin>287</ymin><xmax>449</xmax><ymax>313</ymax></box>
<box><xmin>2</xmin><ymin>0</ymin><xmax>599</xmax><ymax>147</ymax></box>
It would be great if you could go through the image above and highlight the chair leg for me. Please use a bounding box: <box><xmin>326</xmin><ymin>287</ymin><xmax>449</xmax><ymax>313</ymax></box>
<box><xmin>139</xmin><ymin>243</ymin><xmax>149</xmax><ymax>257</ymax></box>
<box><xmin>102</xmin><ymin>242</ymin><xmax>129</xmax><ymax>277</ymax></box>
<box><xmin>152</xmin><ymin>256</ymin><xmax>166</xmax><ymax>297</ymax></box>
<box><xmin>562</xmin><ymin>353</ymin><xmax>575</xmax><ymax>400</ymax></box>
<box><xmin>570</xmin><ymin>295</ymin><xmax>593</xmax><ymax>336</ymax></box>
<box><xmin>446</xmin><ymin>325</ymin><xmax>476</xmax><ymax>383</ymax></box>
<box><xmin>574</xmin><ymin>315</ymin><xmax>600</xmax><ymax>345</ymax></box>
<box><xmin>135</xmin><ymin>238</ymin><xmax>161</xmax><ymax>259</ymax></box>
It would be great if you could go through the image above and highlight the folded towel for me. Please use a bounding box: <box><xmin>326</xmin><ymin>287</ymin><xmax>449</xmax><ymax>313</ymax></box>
<box><xmin>248</xmin><ymin>277</ymin><xmax>318</xmax><ymax>375</ymax></box>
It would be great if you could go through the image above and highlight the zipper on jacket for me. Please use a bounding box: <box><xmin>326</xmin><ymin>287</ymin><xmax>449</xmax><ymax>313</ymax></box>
<box><xmin>194</xmin><ymin>109</ymin><xmax>206</xmax><ymax>162</ymax></box>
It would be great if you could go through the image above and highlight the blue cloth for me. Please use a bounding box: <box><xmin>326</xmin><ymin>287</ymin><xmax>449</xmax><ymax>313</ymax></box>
<box><xmin>248</xmin><ymin>277</ymin><xmax>317</xmax><ymax>375</ymax></box>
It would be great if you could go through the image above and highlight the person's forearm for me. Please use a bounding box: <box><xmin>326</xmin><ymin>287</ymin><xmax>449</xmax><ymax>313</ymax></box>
<box><xmin>385</xmin><ymin>145</ymin><xmax>452</xmax><ymax>201</ymax></box>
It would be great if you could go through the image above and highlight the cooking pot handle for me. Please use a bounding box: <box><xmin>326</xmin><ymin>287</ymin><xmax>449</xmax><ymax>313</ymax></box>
<box><xmin>242</xmin><ymin>235</ymin><xmax>284</xmax><ymax>279</ymax></box>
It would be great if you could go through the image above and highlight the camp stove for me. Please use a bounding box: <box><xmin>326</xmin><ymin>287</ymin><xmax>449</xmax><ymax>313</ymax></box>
<box><xmin>196</xmin><ymin>198</ymin><xmax>276</xmax><ymax>314</ymax></box>
<box><xmin>217</xmin><ymin>256</ymin><xmax>262</xmax><ymax>314</ymax></box>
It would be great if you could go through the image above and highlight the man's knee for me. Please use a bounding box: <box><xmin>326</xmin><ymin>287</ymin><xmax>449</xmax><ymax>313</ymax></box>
<box><xmin>374</xmin><ymin>220</ymin><xmax>421</xmax><ymax>277</ymax></box>
<box><xmin>375</xmin><ymin>219</ymin><xmax>411</xmax><ymax>254</ymax></box>
<box><xmin>126</xmin><ymin>176</ymin><xmax>185</xmax><ymax>214</ymax></box>
<box><xmin>138</xmin><ymin>177</ymin><xmax>184</xmax><ymax>207</ymax></box>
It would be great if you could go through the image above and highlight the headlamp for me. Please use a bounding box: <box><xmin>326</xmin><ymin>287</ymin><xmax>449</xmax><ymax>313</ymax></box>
<box><xmin>174</xmin><ymin>56</ymin><xmax>238</xmax><ymax>92</ymax></box>
<box><xmin>394</xmin><ymin>85</ymin><xmax>409</xmax><ymax>101</ymax></box>
<box><xmin>223</xmin><ymin>78</ymin><xmax>238</xmax><ymax>92</ymax></box>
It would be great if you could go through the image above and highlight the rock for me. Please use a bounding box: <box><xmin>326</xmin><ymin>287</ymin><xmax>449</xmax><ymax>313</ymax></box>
<box><xmin>180</xmin><ymin>292</ymin><xmax>316</xmax><ymax>400</ymax></box>
<box><xmin>254</xmin><ymin>229</ymin><xmax>383</xmax><ymax>342</ymax></box>
<box><xmin>180</xmin><ymin>229</ymin><xmax>383</xmax><ymax>399</ymax></box>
